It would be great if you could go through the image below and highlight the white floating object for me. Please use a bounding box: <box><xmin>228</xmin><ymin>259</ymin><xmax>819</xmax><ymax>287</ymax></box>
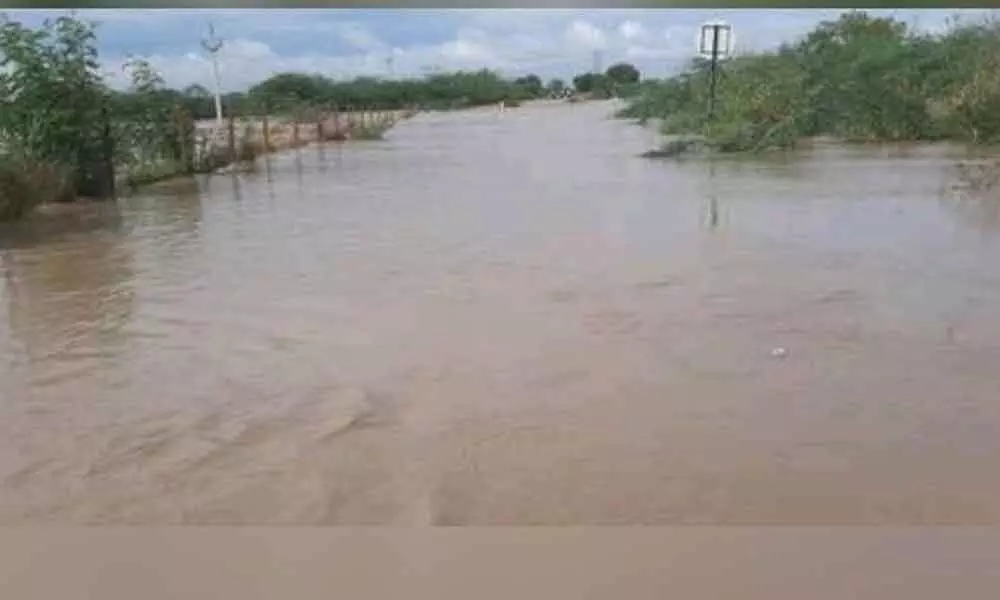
<box><xmin>770</xmin><ymin>347</ymin><xmax>789</xmax><ymax>358</ymax></box>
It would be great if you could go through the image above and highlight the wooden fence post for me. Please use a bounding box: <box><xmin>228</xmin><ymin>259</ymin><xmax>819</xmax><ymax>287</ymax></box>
<box><xmin>100</xmin><ymin>102</ymin><xmax>116</xmax><ymax>200</ymax></box>
<box><xmin>244</xmin><ymin>115</ymin><xmax>255</xmax><ymax>158</ymax></box>
<box><xmin>174</xmin><ymin>104</ymin><xmax>194</xmax><ymax>174</ymax></box>
<box><xmin>261</xmin><ymin>106</ymin><xmax>271</xmax><ymax>153</ymax></box>
<box><xmin>227</xmin><ymin>114</ymin><xmax>237</xmax><ymax>163</ymax></box>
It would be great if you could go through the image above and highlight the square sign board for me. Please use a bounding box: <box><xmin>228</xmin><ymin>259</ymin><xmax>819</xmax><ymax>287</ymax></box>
<box><xmin>698</xmin><ymin>21</ymin><xmax>734</xmax><ymax>59</ymax></box>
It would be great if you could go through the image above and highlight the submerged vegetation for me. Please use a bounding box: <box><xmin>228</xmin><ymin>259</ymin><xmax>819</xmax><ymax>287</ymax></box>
<box><xmin>622</xmin><ymin>12</ymin><xmax>1000</xmax><ymax>154</ymax></box>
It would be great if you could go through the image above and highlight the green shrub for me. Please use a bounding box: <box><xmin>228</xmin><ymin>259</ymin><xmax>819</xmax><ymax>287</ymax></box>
<box><xmin>0</xmin><ymin>156</ymin><xmax>74</xmax><ymax>221</ymax></box>
<box><xmin>622</xmin><ymin>11</ymin><xmax>1000</xmax><ymax>153</ymax></box>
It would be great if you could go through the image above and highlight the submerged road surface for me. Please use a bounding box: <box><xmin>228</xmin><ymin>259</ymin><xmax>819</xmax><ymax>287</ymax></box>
<box><xmin>3</xmin><ymin>100</ymin><xmax>1000</xmax><ymax>524</ymax></box>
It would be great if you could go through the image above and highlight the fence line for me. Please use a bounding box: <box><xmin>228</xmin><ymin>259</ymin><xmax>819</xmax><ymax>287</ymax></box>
<box><xmin>190</xmin><ymin>106</ymin><xmax>407</xmax><ymax>171</ymax></box>
<box><xmin>105</xmin><ymin>105</ymin><xmax>412</xmax><ymax>193</ymax></box>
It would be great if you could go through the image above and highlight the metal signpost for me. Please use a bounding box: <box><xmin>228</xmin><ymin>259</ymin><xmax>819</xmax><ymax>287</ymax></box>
<box><xmin>697</xmin><ymin>20</ymin><xmax>734</xmax><ymax>120</ymax></box>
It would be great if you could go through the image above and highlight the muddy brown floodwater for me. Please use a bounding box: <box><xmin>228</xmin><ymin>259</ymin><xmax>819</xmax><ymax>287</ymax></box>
<box><xmin>2</xmin><ymin>100</ymin><xmax>1000</xmax><ymax>524</ymax></box>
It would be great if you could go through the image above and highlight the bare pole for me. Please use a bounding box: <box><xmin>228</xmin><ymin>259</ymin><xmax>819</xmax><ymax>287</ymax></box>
<box><xmin>201</xmin><ymin>23</ymin><xmax>225</xmax><ymax>130</ymax></box>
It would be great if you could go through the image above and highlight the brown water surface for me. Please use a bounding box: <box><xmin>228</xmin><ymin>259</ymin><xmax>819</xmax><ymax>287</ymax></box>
<box><xmin>2</xmin><ymin>100</ymin><xmax>1000</xmax><ymax>524</ymax></box>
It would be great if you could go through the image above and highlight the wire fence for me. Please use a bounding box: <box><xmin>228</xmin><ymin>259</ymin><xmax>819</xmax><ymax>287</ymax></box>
<box><xmin>101</xmin><ymin>103</ymin><xmax>409</xmax><ymax>194</ymax></box>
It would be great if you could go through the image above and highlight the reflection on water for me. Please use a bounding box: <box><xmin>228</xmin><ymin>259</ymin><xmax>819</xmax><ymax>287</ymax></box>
<box><xmin>939</xmin><ymin>159</ymin><xmax>1000</xmax><ymax>234</ymax></box>
<box><xmin>1</xmin><ymin>202</ymin><xmax>133</xmax><ymax>369</ymax></box>
<box><xmin>3</xmin><ymin>101</ymin><xmax>1000</xmax><ymax>524</ymax></box>
<box><xmin>126</xmin><ymin>176</ymin><xmax>204</xmax><ymax>232</ymax></box>
<box><xmin>704</xmin><ymin>159</ymin><xmax>720</xmax><ymax>232</ymax></box>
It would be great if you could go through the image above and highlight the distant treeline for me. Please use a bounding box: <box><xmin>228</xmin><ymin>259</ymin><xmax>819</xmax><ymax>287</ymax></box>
<box><xmin>166</xmin><ymin>61</ymin><xmax>644</xmax><ymax>120</ymax></box>
<box><xmin>621</xmin><ymin>11</ymin><xmax>1000</xmax><ymax>153</ymax></box>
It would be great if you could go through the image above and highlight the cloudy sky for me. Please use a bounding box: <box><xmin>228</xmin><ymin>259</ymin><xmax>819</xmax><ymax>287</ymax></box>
<box><xmin>3</xmin><ymin>9</ymin><xmax>996</xmax><ymax>91</ymax></box>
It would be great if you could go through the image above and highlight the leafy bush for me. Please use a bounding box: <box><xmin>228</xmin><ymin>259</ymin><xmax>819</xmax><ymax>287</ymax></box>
<box><xmin>0</xmin><ymin>154</ymin><xmax>73</xmax><ymax>221</ymax></box>
<box><xmin>623</xmin><ymin>11</ymin><xmax>1000</xmax><ymax>153</ymax></box>
<box><xmin>0</xmin><ymin>14</ymin><xmax>108</xmax><ymax>198</ymax></box>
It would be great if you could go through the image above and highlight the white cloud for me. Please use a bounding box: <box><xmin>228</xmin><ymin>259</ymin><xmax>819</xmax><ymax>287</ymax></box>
<box><xmin>624</xmin><ymin>44</ymin><xmax>682</xmax><ymax>61</ymax></box>
<box><xmin>221</xmin><ymin>39</ymin><xmax>274</xmax><ymax>62</ymax></box>
<box><xmin>440</xmin><ymin>39</ymin><xmax>493</xmax><ymax>63</ymax></box>
<box><xmin>83</xmin><ymin>8</ymin><xmax>998</xmax><ymax>92</ymax></box>
<box><xmin>618</xmin><ymin>20</ymin><xmax>646</xmax><ymax>41</ymax></box>
<box><xmin>100</xmin><ymin>17</ymin><xmax>682</xmax><ymax>91</ymax></box>
<box><xmin>564</xmin><ymin>20</ymin><xmax>607</xmax><ymax>51</ymax></box>
<box><xmin>335</xmin><ymin>22</ymin><xmax>385</xmax><ymax>52</ymax></box>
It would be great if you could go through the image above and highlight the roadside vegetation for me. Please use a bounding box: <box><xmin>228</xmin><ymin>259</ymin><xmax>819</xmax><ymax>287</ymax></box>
<box><xmin>570</xmin><ymin>62</ymin><xmax>644</xmax><ymax>101</ymax></box>
<box><xmin>621</xmin><ymin>11</ymin><xmax>1000</xmax><ymax>155</ymax></box>
<box><xmin>0</xmin><ymin>15</ymin><xmax>112</xmax><ymax>220</ymax></box>
<box><xmin>0</xmin><ymin>9</ymin><xmax>648</xmax><ymax>221</ymax></box>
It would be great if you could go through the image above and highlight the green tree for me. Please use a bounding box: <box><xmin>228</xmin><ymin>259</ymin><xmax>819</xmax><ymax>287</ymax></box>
<box><xmin>183</xmin><ymin>83</ymin><xmax>211</xmax><ymax>98</ymax></box>
<box><xmin>513</xmin><ymin>73</ymin><xmax>543</xmax><ymax>97</ymax></box>
<box><xmin>117</xmin><ymin>57</ymin><xmax>187</xmax><ymax>168</ymax></box>
<box><xmin>795</xmin><ymin>11</ymin><xmax>923</xmax><ymax>139</ymax></box>
<box><xmin>573</xmin><ymin>72</ymin><xmax>616</xmax><ymax>98</ymax></box>
<box><xmin>572</xmin><ymin>72</ymin><xmax>600</xmax><ymax>93</ymax></box>
<box><xmin>0</xmin><ymin>14</ymin><xmax>108</xmax><ymax>197</ymax></box>
<box><xmin>247</xmin><ymin>72</ymin><xmax>331</xmax><ymax>112</ymax></box>
<box><xmin>605</xmin><ymin>62</ymin><xmax>640</xmax><ymax>85</ymax></box>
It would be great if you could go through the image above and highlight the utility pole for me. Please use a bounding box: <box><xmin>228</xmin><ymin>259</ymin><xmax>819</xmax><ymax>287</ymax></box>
<box><xmin>592</xmin><ymin>49</ymin><xmax>603</xmax><ymax>75</ymax></box>
<box><xmin>201</xmin><ymin>22</ymin><xmax>225</xmax><ymax>129</ymax></box>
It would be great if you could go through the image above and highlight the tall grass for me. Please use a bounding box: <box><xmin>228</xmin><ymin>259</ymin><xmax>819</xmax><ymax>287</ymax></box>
<box><xmin>622</xmin><ymin>12</ymin><xmax>1000</xmax><ymax>154</ymax></box>
<box><xmin>0</xmin><ymin>153</ymin><xmax>73</xmax><ymax>221</ymax></box>
<box><xmin>347</xmin><ymin>112</ymin><xmax>399</xmax><ymax>141</ymax></box>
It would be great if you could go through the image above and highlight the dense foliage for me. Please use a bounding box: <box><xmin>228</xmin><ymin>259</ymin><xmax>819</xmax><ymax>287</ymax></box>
<box><xmin>569</xmin><ymin>62</ymin><xmax>643</xmax><ymax>99</ymax></box>
<box><xmin>0</xmin><ymin>14</ymin><xmax>217</xmax><ymax>216</ymax></box>
<box><xmin>0</xmin><ymin>14</ymin><xmax>108</xmax><ymax>203</ymax></box>
<box><xmin>620</xmin><ymin>12</ymin><xmax>1000</xmax><ymax>152</ymax></box>
<box><xmin>237</xmin><ymin>64</ymin><xmax>647</xmax><ymax>115</ymax></box>
<box><xmin>241</xmin><ymin>69</ymin><xmax>546</xmax><ymax>115</ymax></box>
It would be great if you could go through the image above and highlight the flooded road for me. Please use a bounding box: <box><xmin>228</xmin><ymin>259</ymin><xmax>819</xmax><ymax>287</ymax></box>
<box><xmin>3</xmin><ymin>100</ymin><xmax>1000</xmax><ymax>524</ymax></box>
